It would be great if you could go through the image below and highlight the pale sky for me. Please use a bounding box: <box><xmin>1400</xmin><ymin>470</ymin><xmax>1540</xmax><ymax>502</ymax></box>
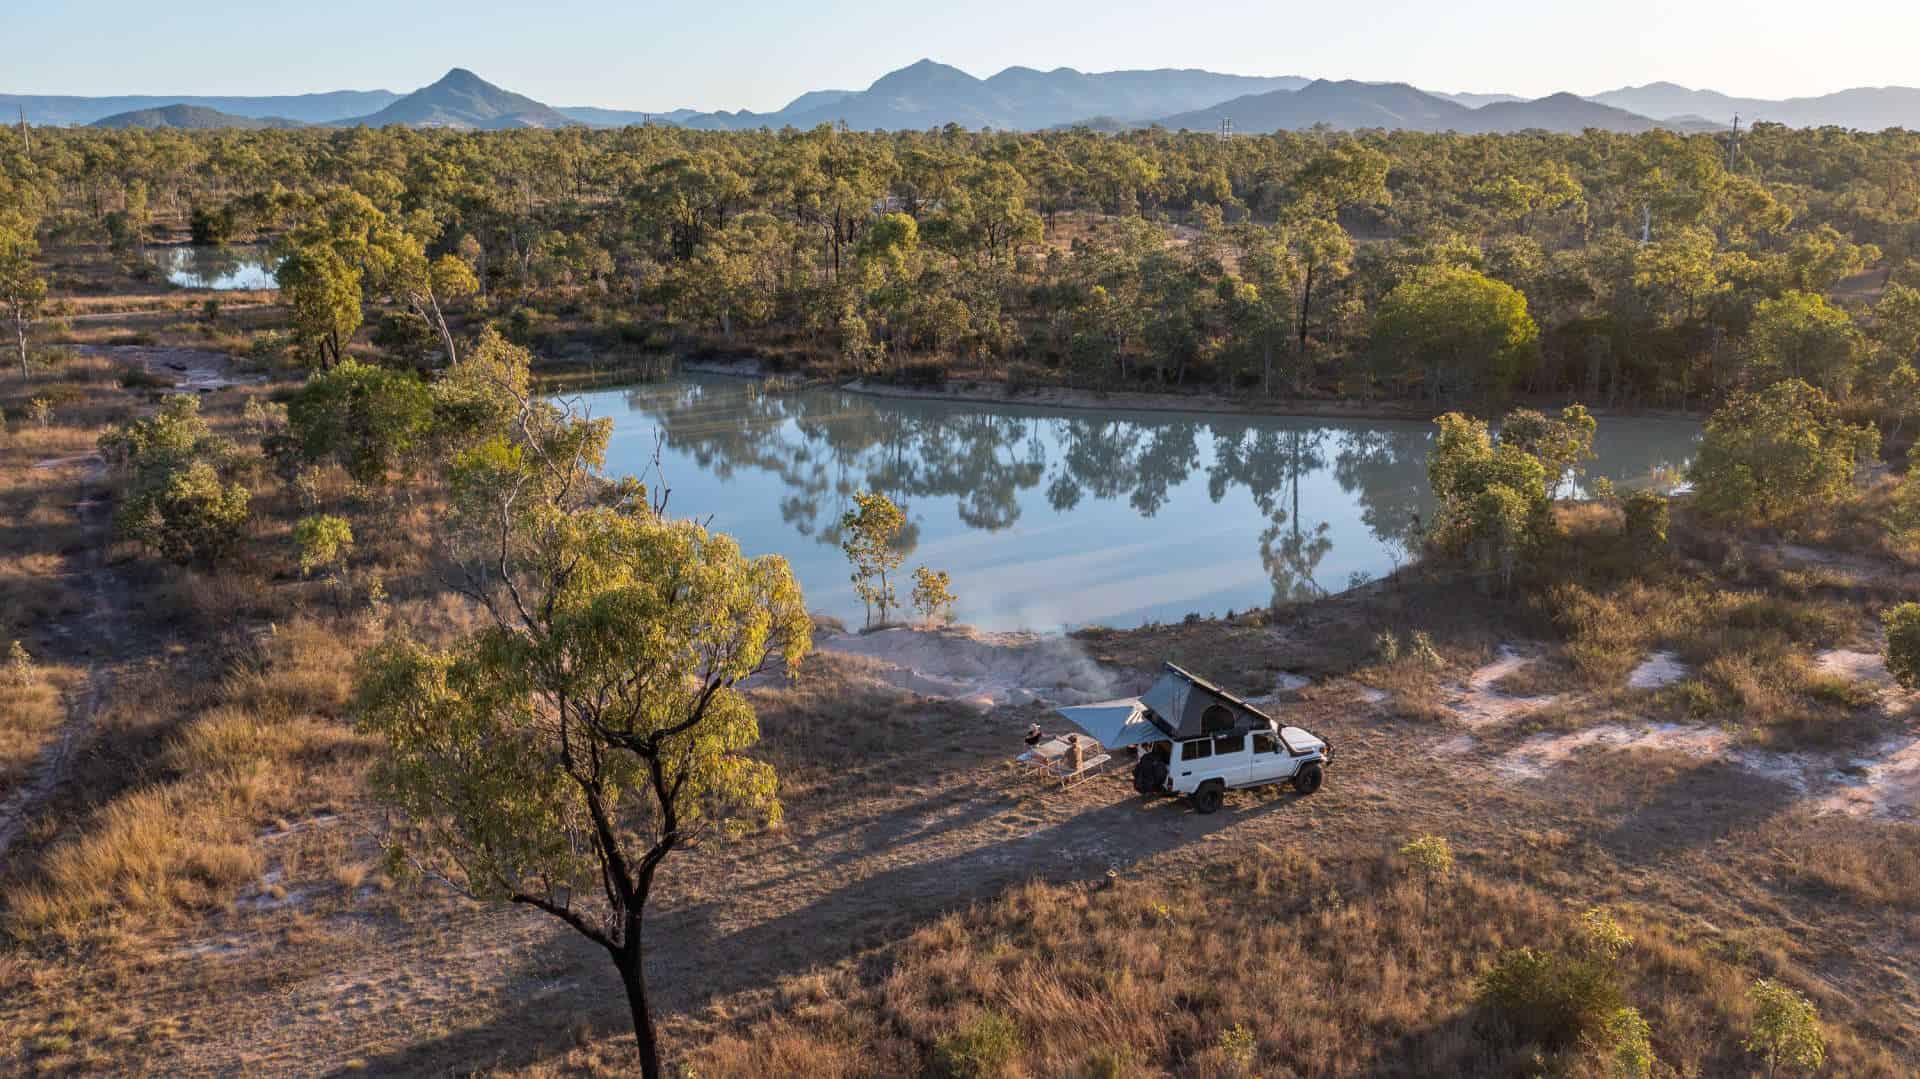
<box><xmin>7</xmin><ymin>0</ymin><xmax>1918</xmax><ymax>111</ymax></box>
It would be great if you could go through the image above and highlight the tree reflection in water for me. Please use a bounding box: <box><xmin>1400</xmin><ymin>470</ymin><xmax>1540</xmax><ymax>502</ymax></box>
<box><xmin>592</xmin><ymin>376</ymin><xmax>1695</xmax><ymax>628</ymax></box>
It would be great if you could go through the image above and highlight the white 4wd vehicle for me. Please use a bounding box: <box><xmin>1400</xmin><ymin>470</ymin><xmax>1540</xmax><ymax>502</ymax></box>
<box><xmin>1133</xmin><ymin>723</ymin><xmax>1330</xmax><ymax>813</ymax></box>
<box><xmin>1061</xmin><ymin>663</ymin><xmax>1332</xmax><ymax>815</ymax></box>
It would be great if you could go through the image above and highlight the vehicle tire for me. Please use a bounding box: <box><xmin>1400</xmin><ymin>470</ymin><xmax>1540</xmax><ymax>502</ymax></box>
<box><xmin>1292</xmin><ymin>762</ymin><xmax>1324</xmax><ymax>795</ymax></box>
<box><xmin>1132</xmin><ymin>754</ymin><xmax>1169</xmax><ymax>795</ymax></box>
<box><xmin>1192</xmin><ymin>781</ymin><xmax>1225</xmax><ymax>814</ymax></box>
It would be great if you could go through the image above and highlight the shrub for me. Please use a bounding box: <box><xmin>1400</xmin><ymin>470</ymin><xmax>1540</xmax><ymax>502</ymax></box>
<box><xmin>1689</xmin><ymin>379</ymin><xmax>1878</xmax><ymax>525</ymax></box>
<box><xmin>7</xmin><ymin>640</ymin><xmax>32</xmax><ymax>687</ymax></box>
<box><xmin>280</xmin><ymin>359</ymin><xmax>434</xmax><ymax>486</ymax></box>
<box><xmin>1476</xmin><ymin>946</ymin><xmax>1625</xmax><ymax>1050</ymax></box>
<box><xmin>102</xmin><ymin>396</ymin><xmax>250</xmax><ymax>565</ymax></box>
<box><xmin>1883</xmin><ymin>603</ymin><xmax>1920</xmax><ymax>689</ymax></box>
<box><xmin>1217</xmin><ymin>1023</ymin><xmax>1256</xmax><ymax>1075</ymax></box>
<box><xmin>1399</xmin><ymin>834</ymin><xmax>1455</xmax><ymax>891</ymax></box>
<box><xmin>1593</xmin><ymin>1006</ymin><xmax>1656</xmax><ymax>1079</ymax></box>
<box><xmin>933</xmin><ymin>1010</ymin><xmax>1022</xmax><ymax>1079</ymax></box>
<box><xmin>1622</xmin><ymin>490</ymin><xmax>1669</xmax><ymax>552</ymax></box>
<box><xmin>1744</xmin><ymin>978</ymin><xmax>1825</xmax><ymax>1076</ymax></box>
<box><xmin>294</xmin><ymin>514</ymin><xmax>354</xmax><ymax>579</ymax></box>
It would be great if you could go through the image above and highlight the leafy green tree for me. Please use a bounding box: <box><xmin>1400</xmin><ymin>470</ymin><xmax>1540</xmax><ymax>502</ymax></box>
<box><xmin>282</xmin><ymin>360</ymin><xmax>434</xmax><ymax>487</ymax></box>
<box><xmin>354</xmin><ymin>380</ymin><xmax>811</xmax><ymax>1078</ymax></box>
<box><xmin>841</xmin><ymin>490</ymin><xmax>907</xmax><ymax>627</ymax></box>
<box><xmin>1689</xmin><ymin>379</ymin><xmax>1878</xmax><ymax>524</ymax></box>
<box><xmin>0</xmin><ymin>221</ymin><xmax>47</xmax><ymax>381</ymax></box>
<box><xmin>1427</xmin><ymin>413</ymin><xmax>1552</xmax><ymax>591</ymax></box>
<box><xmin>911</xmin><ymin>565</ymin><xmax>957</xmax><ymax>626</ymax></box>
<box><xmin>293</xmin><ymin>513</ymin><xmax>354</xmax><ymax>578</ymax></box>
<box><xmin>1370</xmin><ymin>267</ymin><xmax>1539</xmax><ymax>402</ymax></box>
<box><xmin>1743</xmin><ymin>978</ymin><xmax>1826</xmax><ymax>1077</ymax></box>
<box><xmin>1747</xmin><ymin>290</ymin><xmax>1861</xmax><ymax>396</ymax></box>
<box><xmin>1398</xmin><ymin>834</ymin><xmax>1454</xmax><ymax>903</ymax></box>
<box><xmin>277</xmin><ymin>243</ymin><xmax>363</xmax><ymax>368</ymax></box>
<box><xmin>1500</xmin><ymin>405</ymin><xmax>1597</xmax><ymax>499</ymax></box>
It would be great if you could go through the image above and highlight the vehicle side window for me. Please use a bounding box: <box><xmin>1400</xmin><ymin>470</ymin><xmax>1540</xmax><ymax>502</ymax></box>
<box><xmin>1253</xmin><ymin>733</ymin><xmax>1278</xmax><ymax>755</ymax></box>
<box><xmin>1214</xmin><ymin>734</ymin><xmax>1245</xmax><ymax>755</ymax></box>
<box><xmin>1180</xmin><ymin>740</ymin><xmax>1212</xmax><ymax>761</ymax></box>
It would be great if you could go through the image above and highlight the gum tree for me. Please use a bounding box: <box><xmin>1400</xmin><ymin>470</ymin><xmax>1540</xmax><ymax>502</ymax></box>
<box><xmin>0</xmin><ymin>220</ymin><xmax>46</xmax><ymax>381</ymax></box>
<box><xmin>841</xmin><ymin>490</ymin><xmax>907</xmax><ymax>627</ymax></box>
<box><xmin>354</xmin><ymin>338</ymin><xmax>811</xmax><ymax>1077</ymax></box>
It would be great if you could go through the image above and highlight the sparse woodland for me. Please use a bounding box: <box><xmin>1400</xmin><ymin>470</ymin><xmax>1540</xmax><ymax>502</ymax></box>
<box><xmin>2</xmin><ymin>118</ymin><xmax>1920</xmax><ymax>1077</ymax></box>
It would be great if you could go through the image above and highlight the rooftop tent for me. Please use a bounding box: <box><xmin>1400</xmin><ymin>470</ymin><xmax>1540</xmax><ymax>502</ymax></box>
<box><xmin>1054</xmin><ymin>699</ymin><xmax>1168</xmax><ymax>751</ymax></box>
<box><xmin>1139</xmin><ymin>663</ymin><xmax>1275</xmax><ymax>740</ymax></box>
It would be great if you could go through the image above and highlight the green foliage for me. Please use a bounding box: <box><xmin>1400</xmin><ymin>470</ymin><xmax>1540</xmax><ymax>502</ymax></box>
<box><xmin>188</xmin><ymin>204</ymin><xmax>233</xmax><ymax>246</ymax></box>
<box><xmin>353</xmin><ymin>369</ymin><xmax>808</xmax><ymax>1069</ymax></box>
<box><xmin>1881</xmin><ymin>603</ymin><xmax>1920</xmax><ymax>689</ymax></box>
<box><xmin>276</xmin><ymin>242</ymin><xmax>363</xmax><ymax>367</ymax></box>
<box><xmin>293</xmin><ymin>514</ymin><xmax>353</xmax><ymax>578</ymax></box>
<box><xmin>1748</xmin><ymin>290</ymin><xmax>1860</xmax><ymax>396</ymax></box>
<box><xmin>1476</xmin><ymin>946</ymin><xmax>1625</xmax><ymax>1051</ymax></box>
<box><xmin>1499</xmin><ymin>405</ymin><xmax>1596</xmax><ymax>498</ymax></box>
<box><xmin>841</xmin><ymin>491</ymin><xmax>908</xmax><ymax>627</ymax></box>
<box><xmin>1</xmin><ymin>219</ymin><xmax>48</xmax><ymax>381</ymax></box>
<box><xmin>1216</xmin><ymin>1023</ymin><xmax>1256</xmax><ymax>1074</ymax></box>
<box><xmin>1743</xmin><ymin>978</ymin><xmax>1826</xmax><ymax>1076</ymax></box>
<box><xmin>1622</xmin><ymin>490</ymin><xmax>1670</xmax><ymax>552</ymax></box>
<box><xmin>1427</xmin><ymin>412</ymin><xmax>1555</xmax><ymax>590</ymax></box>
<box><xmin>911</xmin><ymin>566</ymin><xmax>957</xmax><ymax>626</ymax></box>
<box><xmin>1477</xmin><ymin>906</ymin><xmax>1647</xmax><ymax>1064</ymax></box>
<box><xmin>1593</xmin><ymin>1006</ymin><xmax>1656</xmax><ymax>1079</ymax></box>
<box><xmin>281</xmin><ymin>360</ymin><xmax>434</xmax><ymax>486</ymax></box>
<box><xmin>1369</xmin><ymin>266</ymin><xmax>1539</xmax><ymax>402</ymax></box>
<box><xmin>1399</xmin><ymin>834</ymin><xmax>1455</xmax><ymax>886</ymax></box>
<box><xmin>1689</xmin><ymin>379</ymin><xmax>1879</xmax><ymax>525</ymax></box>
<box><xmin>100</xmin><ymin>395</ymin><xmax>249</xmax><ymax>564</ymax></box>
<box><xmin>933</xmin><ymin>1010</ymin><xmax>1022</xmax><ymax>1079</ymax></box>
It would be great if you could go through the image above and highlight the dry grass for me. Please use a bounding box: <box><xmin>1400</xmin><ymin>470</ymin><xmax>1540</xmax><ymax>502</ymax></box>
<box><xmin>667</xmin><ymin>845</ymin><xmax>1904</xmax><ymax>1078</ymax></box>
<box><xmin>0</xmin><ymin>664</ymin><xmax>81</xmax><ymax>790</ymax></box>
<box><xmin>4</xmin><ymin>618</ymin><xmax>376</xmax><ymax>942</ymax></box>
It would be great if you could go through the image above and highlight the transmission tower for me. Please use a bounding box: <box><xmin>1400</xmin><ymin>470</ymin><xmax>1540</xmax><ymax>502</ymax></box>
<box><xmin>1219</xmin><ymin>117</ymin><xmax>1234</xmax><ymax>143</ymax></box>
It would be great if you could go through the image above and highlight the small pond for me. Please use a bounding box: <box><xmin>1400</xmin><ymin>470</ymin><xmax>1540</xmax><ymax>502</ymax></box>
<box><xmin>147</xmin><ymin>245</ymin><xmax>278</xmax><ymax>290</ymax></box>
<box><xmin>583</xmin><ymin>376</ymin><xmax>1702</xmax><ymax>632</ymax></box>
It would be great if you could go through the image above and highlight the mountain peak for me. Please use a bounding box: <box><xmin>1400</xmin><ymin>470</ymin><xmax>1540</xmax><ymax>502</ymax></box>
<box><xmin>336</xmin><ymin>68</ymin><xmax>575</xmax><ymax>130</ymax></box>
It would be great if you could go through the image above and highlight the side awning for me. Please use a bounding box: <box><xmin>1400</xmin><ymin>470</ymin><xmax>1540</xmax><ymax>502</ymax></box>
<box><xmin>1055</xmin><ymin>699</ymin><xmax>1166</xmax><ymax>750</ymax></box>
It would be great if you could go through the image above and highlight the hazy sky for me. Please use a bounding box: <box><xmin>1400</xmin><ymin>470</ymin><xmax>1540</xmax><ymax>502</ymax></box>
<box><xmin>9</xmin><ymin>0</ymin><xmax>1919</xmax><ymax>110</ymax></box>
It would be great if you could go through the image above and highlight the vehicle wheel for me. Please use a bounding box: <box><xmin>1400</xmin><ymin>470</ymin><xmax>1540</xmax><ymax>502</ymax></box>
<box><xmin>1192</xmin><ymin>781</ymin><xmax>1225</xmax><ymax>814</ymax></box>
<box><xmin>1292</xmin><ymin>762</ymin><xmax>1324</xmax><ymax>795</ymax></box>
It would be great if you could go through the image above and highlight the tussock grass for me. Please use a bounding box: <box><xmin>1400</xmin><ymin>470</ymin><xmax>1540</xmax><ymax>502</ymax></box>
<box><xmin>3</xmin><ymin>618</ymin><xmax>375</xmax><ymax>942</ymax></box>
<box><xmin>677</xmin><ymin>846</ymin><xmax>1903</xmax><ymax>1078</ymax></box>
<box><xmin>0</xmin><ymin>664</ymin><xmax>80</xmax><ymax>790</ymax></box>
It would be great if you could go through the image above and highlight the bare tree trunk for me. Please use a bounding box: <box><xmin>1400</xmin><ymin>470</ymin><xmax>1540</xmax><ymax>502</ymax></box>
<box><xmin>615</xmin><ymin>934</ymin><xmax>663</xmax><ymax>1079</ymax></box>
<box><xmin>16</xmin><ymin>319</ymin><xmax>28</xmax><ymax>381</ymax></box>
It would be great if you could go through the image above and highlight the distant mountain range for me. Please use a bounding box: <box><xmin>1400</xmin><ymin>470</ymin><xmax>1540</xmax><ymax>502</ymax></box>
<box><xmin>91</xmin><ymin>104</ymin><xmax>303</xmax><ymax>130</ymax></box>
<box><xmin>666</xmin><ymin>60</ymin><xmax>1311</xmax><ymax>132</ymax></box>
<box><xmin>2</xmin><ymin>89</ymin><xmax>398</xmax><ymax>127</ymax></box>
<box><xmin>1590</xmin><ymin>81</ymin><xmax>1920</xmax><ymax>129</ymax></box>
<box><xmin>1158</xmin><ymin>81</ymin><xmax>1686</xmax><ymax>136</ymax></box>
<box><xmin>13</xmin><ymin>63</ymin><xmax>1920</xmax><ymax>135</ymax></box>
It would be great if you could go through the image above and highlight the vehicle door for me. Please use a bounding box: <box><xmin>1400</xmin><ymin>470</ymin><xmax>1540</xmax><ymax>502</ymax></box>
<box><xmin>1209</xmin><ymin>732</ymin><xmax>1250</xmax><ymax>787</ymax></box>
<box><xmin>1247</xmin><ymin>729</ymin><xmax>1292</xmax><ymax>785</ymax></box>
